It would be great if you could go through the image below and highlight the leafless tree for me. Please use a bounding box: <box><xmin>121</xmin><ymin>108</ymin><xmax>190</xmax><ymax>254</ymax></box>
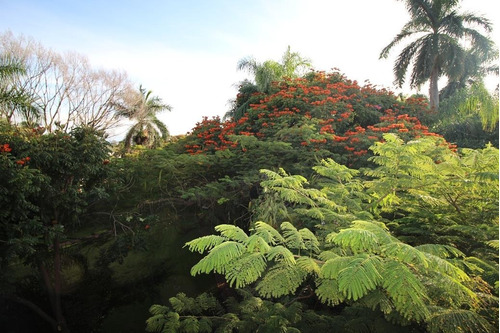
<box><xmin>0</xmin><ymin>31</ymin><xmax>135</xmax><ymax>134</ymax></box>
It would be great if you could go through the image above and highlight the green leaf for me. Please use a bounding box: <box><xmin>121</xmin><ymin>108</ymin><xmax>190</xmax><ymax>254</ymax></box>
<box><xmin>191</xmin><ymin>241</ymin><xmax>245</xmax><ymax>276</ymax></box>
<box><xmin>256</xmin><ymin>263</ymin><xmax>307</xmax><ymax>298</ymax></box>
<box><xmin>329</xmin><ymin>229</ymin><xmax>380</xmax><ymax>254</ymax></box>
<box><xmin>185</xmin><ymin>235</ymin><xmax>226</xmax><ymax>254</ymax></box>
<box><xmin>215</xmin><ymin>224</ymin><xmax>249</xmax><ymax>242</ymax></box>
<box><xmin>427</xmin><ymin>308</ymin><xmax>494</xmax><ymax>333</ymax></box>
<box><xmin>382</xmin><ymin>242</ymin><xmax>429</xmax><ymax>268</ymax></box>
<box><xmin>254</xmin><ymin>221</ymin><xmax>286</xmax><ymax>245</ymax></box>
<box><xmin>266</xmin><ymin>245</ymin><xmax>296</xmax><ymax>265</ymax></box>
<box><xmin>337</xmin><ymin>255</ymin><xmax>383</xmax><ymax>301</ymax></box>
<box><xmin>225</xmin><ymin>252</ymin><xmax>267</xmax><ymax>288</ymax></box>
<box><xmin>381</xmin><ymin>260</ymin><xmax>429</xmax><ymax>322</ymax></box>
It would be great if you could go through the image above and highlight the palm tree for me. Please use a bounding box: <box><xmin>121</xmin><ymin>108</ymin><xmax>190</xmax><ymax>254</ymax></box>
<box><xmin>0</xmin><ymin>54</ymin><xmax>38</xmax><ymax>123</ymax></box>
<box><xmin>116</xmin><ymin>85</ymin><xmax>172</xmax><ymax>151</ymax></box>
<box><xmin>227</xmin><ymin>46</ymin><xmax>311</xmax><ymax>120</ymax></box>
<box><xmin>380</xmin><ymin>0</ymin><xmax>495</xmax><ymax>110</ymax></box>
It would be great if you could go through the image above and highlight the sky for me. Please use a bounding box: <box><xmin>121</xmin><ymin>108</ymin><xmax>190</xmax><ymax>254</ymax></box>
<box><xmin>1</xmin><ymin>0</ymin><xmax>499</xmax><ymax>138</ymax></box>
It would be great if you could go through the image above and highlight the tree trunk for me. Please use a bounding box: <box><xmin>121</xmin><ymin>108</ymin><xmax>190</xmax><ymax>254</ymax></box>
<box><xmin>429</xmin><ymin>66</ymin><xmax>440</xmax><ymax>111</ymax></box>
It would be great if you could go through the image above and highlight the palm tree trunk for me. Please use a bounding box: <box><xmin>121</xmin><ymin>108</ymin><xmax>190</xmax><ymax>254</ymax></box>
<box><xmin>429</xmin><ymin>66</ymin><xmax>440</xmax><ymax>111</ymax></box>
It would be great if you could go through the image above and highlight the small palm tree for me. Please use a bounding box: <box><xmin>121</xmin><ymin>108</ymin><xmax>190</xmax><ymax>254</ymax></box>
<box><xmin>116</xmin><ymin>85</ymin><xmax>172</xmax><ymax>151</ymax></box>
<box><xmin>227</xmin><ymin>46</ymin><xmax>311</xmax><ymax>120</ymax></box>
<box><xmin>380</xmin><ymin>0</ymin><xmax>495</xmax><ymax>110</ymax></box>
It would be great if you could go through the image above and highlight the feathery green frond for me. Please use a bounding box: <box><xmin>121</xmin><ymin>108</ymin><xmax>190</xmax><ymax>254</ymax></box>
<box><xmin>225</xmin><ymin>252</ymin><xmax>267</xmax><ymax>288</ymax></box>
<box><xmin>184</xmin><ymin>235</ymin><xmax>227</xmax><ymax>254</ymax></box>
<box><xmin>296</xmin><ymin>256</ymin><xmax>320</xmax><ymax>275</ymax></box>
<box><xmin>254</xmin><ymin>221</ymin><xmax>285</xmax><ymax>245</ymax></box>
<box><xmin>280</xmin><ymin>222</ymin><xmax>305</xmax><ymax>250</ymax></box>
<box><xmin>329</xmin><ymin>229</ymin><xmax>380</xmax><ymax>254</ymax></box>
<box><xmin>427</xmin><ymin>308</ymin><xmax>494</xmax><ymax>333</ymax></box>
<box><xmin>215</xmin><ymin>224</ymin><xmax>249</xmax><ymax>242</ymax></box>
<box><xmin>266</xmin><ymin>245</ymin><xmax>296</xmax><ymax>266</ymax></box>
<box><xmin>191</xmin><ymin>241</ymin><xmax>245</xmax><ymax>275</ymax></box>
<box><xmin>382</xmin><ymin>260</ymin><xmax>430</xmax><ymax>322</ymax></box>
<box><xmin>337</xmin><ymin>255</ymin><xmax>383</xmax><ymax>301</ymax></box>
<box><xmin>245</xmin><ymin>234</ymin><xmax>271</xmax><ymax>253</ymax></box>
<box><xmin>383</xmin><ymin>242</ymin><xmax>429</xmax><ymax>268</ymax></box>
<box><xmin>256</xmin><ymin>263</ymin><xmax>307</xmax><ymax>298</ymax></box>
<box><xmin>423</xmin><ymin>253</ymin><xmax>469</xmax><ymax>282</ymax></box>
<box><xmin>415</xmin><ymin>244</ymin><xmax>465</xmax><ymax>258</ymax></box>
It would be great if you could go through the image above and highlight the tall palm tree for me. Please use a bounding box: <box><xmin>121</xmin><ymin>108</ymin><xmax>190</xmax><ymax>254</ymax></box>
<box><xmin>116</xmin><ymin>85</ymin><xmax>172</xmax><ymax>151</ymax></box>
<box><xmin>227</xmin><ymin>46</ymin><xmax>311</xmax><ymax>120</ymax></box>
<box><xmin>380</xmin><ymin>0</ymin><xmax>495</xmax><ymax>110</ymax></box>
<box><xmin>0</xmin><ymin>54</ymin><xmax>38</xmax><ymax>123</ymax></box>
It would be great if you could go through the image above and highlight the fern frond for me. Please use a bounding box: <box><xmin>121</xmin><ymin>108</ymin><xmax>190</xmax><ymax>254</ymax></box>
<box><xmin>191</xmin><ymin>241</ymin><xmax>245</xmax><ymax>276</ymax></box>
<box><xmin>337</xmin><ymin>255</ymin><xmax>383</xmax><ymax>301</ymax></box>
<box><xmin>225</xmin><ymin>252</ymin><xmax>267</xmax><ymax>288</ymax></box>
<box><xmin>415</xmin><ymin>244</ymin><xmax>465</xmax><ymax>258</ymax></box>
<box><xmin>381</xmin><ymin>260</ymin><xmax>430</xmax><ymax>322</ymax></box>
<box><xmin>149</xmin><ymin>304</ymin><xmax>170</xmax><ymax>316</ymax></box>
<box><xmin>266</xmin><ymin>245</ymin><xmax>296</xmax><ymax>265</ymax></box>
<box><xmin>382</xmin><ymin>242</ymin><xmax>429</xmax><ymax>268</ymax></box>
<box><xmin>350</xmin><ymin>220</ymin><xmax>396</xmax><ymax>245</ymax></box>
<box><xmin>296</xmin><ymin>256</ymin><xmax>321</xmax><ymax>275</ymax></box>
<box><xmin>281</xmin><ymin>222</ymin><xmax>305</xmax><ymax>250</ymax></box>
<box><xmin>256</xmin><ymin>263</ymin><xmax>307</xmax><ymax>298</ymax></box>
<box><xmin>329</xmin><ymin>229</ymin><xmax>380</xmax><ymax>254</ymax></box>
<box><xmin>245</xmin><ymin>234</ymin><xmax>271</xmax><ymax>253</ymax></box>
<box><xmin>184</xmin><ymin>235</ymin><xmax>227</xmax><ymax>254</ymax></box>
<box><xmin>254</xmin><ymin>221</ymin><xmax>285</xmax><ymax>245</ymax></box>
<box><xmin>427</xmin><ymin>308</ymin><xmax>494</xmax><ymax>333</ymax></box>
<box><xmin>215</xmin><ymin>224</ymin><xmax>249</xmax><ymax>242</ymax></box>
<box><xmin>180</xmin><ymin>316</ymin><xmax>199</xmax><ymax>333</ymax></box>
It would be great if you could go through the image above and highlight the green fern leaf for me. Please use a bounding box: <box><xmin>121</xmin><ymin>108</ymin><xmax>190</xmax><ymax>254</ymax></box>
<box><xmin>149</xmin><ymin>304</ymin><xmax>170</xmax><ymax>316</ymax></box>
<box><xmin>225</xmin><ymin>252</ymin><xmax>267</xmax><ymax>288</ymax></box>
<box><xmin>198</xmin><ymin>318</ymin><xmax>212</xmax><ymax>333</ymax></box>
<box><xmin>256</xmin><ymin>263</ymin><xmax>307</xmax><ymax>298</ymax></box>
<box><xmin>184</xmin><ymin>235</ymin><xmax>227</xmax><ymax>254</ymax></box>
<box><xmin>381</xmin><ymin>260</ymin><xmax>430</xmax><ymax>322</ymax></box>
<box><xmin>191</xmin><ymin>241</ymin><xmax>245</xmax><ymax>276</ymax></box>
<box><xmin>214</xmin><ymin>224</ymin><xmax>248</xmax><ymax>242</ymax></box>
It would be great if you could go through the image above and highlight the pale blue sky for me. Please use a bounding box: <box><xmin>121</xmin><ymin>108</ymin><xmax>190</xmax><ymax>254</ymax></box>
<box><xmin>1</xmin><ymin>0</ymin><xmax>498</xmax><ymax>137</ymax></box>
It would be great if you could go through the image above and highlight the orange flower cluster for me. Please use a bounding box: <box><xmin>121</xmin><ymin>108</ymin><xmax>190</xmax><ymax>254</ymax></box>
<box><xmin>0</xmin><ymin>143</ymin><xmax>12</xmax><ymax>153</ymax></box>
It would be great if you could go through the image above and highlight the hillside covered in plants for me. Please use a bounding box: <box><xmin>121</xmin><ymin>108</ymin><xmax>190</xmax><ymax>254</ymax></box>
<box><xmin>1</xmin><ymin>1</ymin><xmax>499</xmax><ymax>331</ymax></box>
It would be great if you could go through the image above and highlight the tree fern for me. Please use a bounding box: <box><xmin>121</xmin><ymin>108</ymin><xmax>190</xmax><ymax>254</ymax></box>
<box><xmin>328</xmin><ymin>229</ymin><xmax>380</xmax><ymax>254</ymax></box>
<box><xmin>266</xmin><ymin>245</ymin><xmax>296</xmax><ymax>265</ymax></box>
<box><xmin>280</xmin><ymin>222</ymin><xmax>305</xmax><ymax>251</ymax></box>
<box><xmin>382</xmin><ymin>242</ymin><xmax>429</xmax><ymax>268</ymax></box>
<box><xmin>244</xmin><ymin>234</ymin><xmax>271</xmax><ymax>253</ymax></box>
